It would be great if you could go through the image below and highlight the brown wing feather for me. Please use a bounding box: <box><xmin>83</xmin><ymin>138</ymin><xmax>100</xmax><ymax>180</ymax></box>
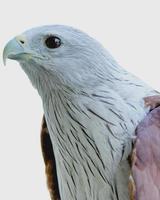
<box><xmin>132</xmin><ymin>106</ymin><xmax>160</xmax><ymax>200</ymax></box>
<box><xmin>41</xmin><ymin>116</ymin><xmax>60</xmax><ymax>200</ymax></box>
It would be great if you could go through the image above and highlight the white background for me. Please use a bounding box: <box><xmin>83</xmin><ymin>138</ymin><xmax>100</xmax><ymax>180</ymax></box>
<box><xmin>0</xmin><ymin>0</ymin><xmax>160</xmax><ymax>199</ymax></box>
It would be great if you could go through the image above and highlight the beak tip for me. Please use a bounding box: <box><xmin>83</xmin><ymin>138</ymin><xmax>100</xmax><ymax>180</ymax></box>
<box><xmin>3</xmin><ymin>50</ymin><xmax>7</xmax><ymax>66</ymax></box>
<box><xmin>2</xmin><ymin>38</ymin><xmax>17</xmax><ymax>66</ymax></box>
<box><xmin>3</xmin><ymin>61</ymin><xmax>6</xmax><ymax>66</ymax></box>
<box><xmin>3</xmin><ymin>53</ymin><xmax>7</xmax><ymax>66</ymax></box>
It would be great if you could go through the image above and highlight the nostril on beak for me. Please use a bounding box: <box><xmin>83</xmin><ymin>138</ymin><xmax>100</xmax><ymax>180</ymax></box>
<box><xmin>19</xmin><ymin>40</ymin><xmax>25</xmax><ymax>44</ymax></box>
<box><xmin>16</xmin><ymin>35</ymin><xmax>27</xmax><ymax>46</ymax></box>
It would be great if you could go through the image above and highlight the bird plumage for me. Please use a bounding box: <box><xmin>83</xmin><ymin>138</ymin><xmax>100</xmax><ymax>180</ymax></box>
<box><xmin>132</xmin><ymin>105</ymin><xmax>160</xmax><ymax>200</ymax></box>
<box><xmin>3</xmin><ymin>25</ymin><xmax>159</xmax><ymax>200</ymax></box>
<box><xmin>41</xmin><ymin>116</ymin><xmax>60</xmax><ymax>200</ymax></box>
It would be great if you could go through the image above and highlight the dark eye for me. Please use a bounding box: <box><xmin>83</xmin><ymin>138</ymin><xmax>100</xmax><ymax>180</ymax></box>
<box><xmin>45</xmin><ymin>36</ymin><xmax>61</xmax><ymax>49</ymax></box>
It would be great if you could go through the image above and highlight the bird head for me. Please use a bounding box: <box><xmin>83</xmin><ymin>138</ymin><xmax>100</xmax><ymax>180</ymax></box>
<box><xmin>3</xmin><ymin>25</ymin><xmax>117</xmax><ymax>95</ymax></box>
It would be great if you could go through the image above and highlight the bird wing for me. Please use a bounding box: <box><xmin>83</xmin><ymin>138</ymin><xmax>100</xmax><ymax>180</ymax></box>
<box><xmin>132</xmin><ymin>105</ymin><xmax>160</xmax><ymax>200</ymax></box>
<box><xmin>41</xmin><ymin>116</ymin><xmax>60</xmax><ymax>200</ymax></box>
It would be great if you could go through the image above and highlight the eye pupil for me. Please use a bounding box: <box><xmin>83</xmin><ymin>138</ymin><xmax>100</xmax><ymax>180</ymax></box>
<box><xmin>45</xmin><ymin>36</ymin><xmax>61</xmax><ymax>49</ymax></box>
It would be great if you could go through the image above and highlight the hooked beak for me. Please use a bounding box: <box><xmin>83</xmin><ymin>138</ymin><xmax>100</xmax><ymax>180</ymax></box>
<box><xmin>3</xmin><ymin>35</ymin><xmax>32</xmax><ymax>65</ymax></box>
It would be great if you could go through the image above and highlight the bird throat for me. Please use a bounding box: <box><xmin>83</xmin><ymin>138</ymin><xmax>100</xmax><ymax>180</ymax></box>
<box><xmin>42</xmin><ymin>90</ymin><xmax>116</xmax><ymax>200</ymax></box>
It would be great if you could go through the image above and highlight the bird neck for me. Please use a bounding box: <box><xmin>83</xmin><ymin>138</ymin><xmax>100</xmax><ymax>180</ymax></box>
<box><xmin>41</xmin><ymin>86</ymin><xmax>133</xmax><ymax>200</ymax></box>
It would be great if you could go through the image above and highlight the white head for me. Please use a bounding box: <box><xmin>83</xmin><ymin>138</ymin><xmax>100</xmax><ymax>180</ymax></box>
<box><xmin>3</xmin><ymin>25</ymin><xmax>120</xmax><ymax>96</ymax></box>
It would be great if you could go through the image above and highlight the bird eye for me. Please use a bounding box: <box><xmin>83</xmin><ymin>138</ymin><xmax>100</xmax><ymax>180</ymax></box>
<box><xmin>45</xmin><ymin>36</ymin><xmax>61</xmax><ymax>49</ymax></box>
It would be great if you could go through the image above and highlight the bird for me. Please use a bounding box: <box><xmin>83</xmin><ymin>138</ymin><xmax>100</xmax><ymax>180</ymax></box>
<box><xmin>3</xmin><ymin>25</ymin><xmax>160</xmax><ymax>200</ymax></box>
